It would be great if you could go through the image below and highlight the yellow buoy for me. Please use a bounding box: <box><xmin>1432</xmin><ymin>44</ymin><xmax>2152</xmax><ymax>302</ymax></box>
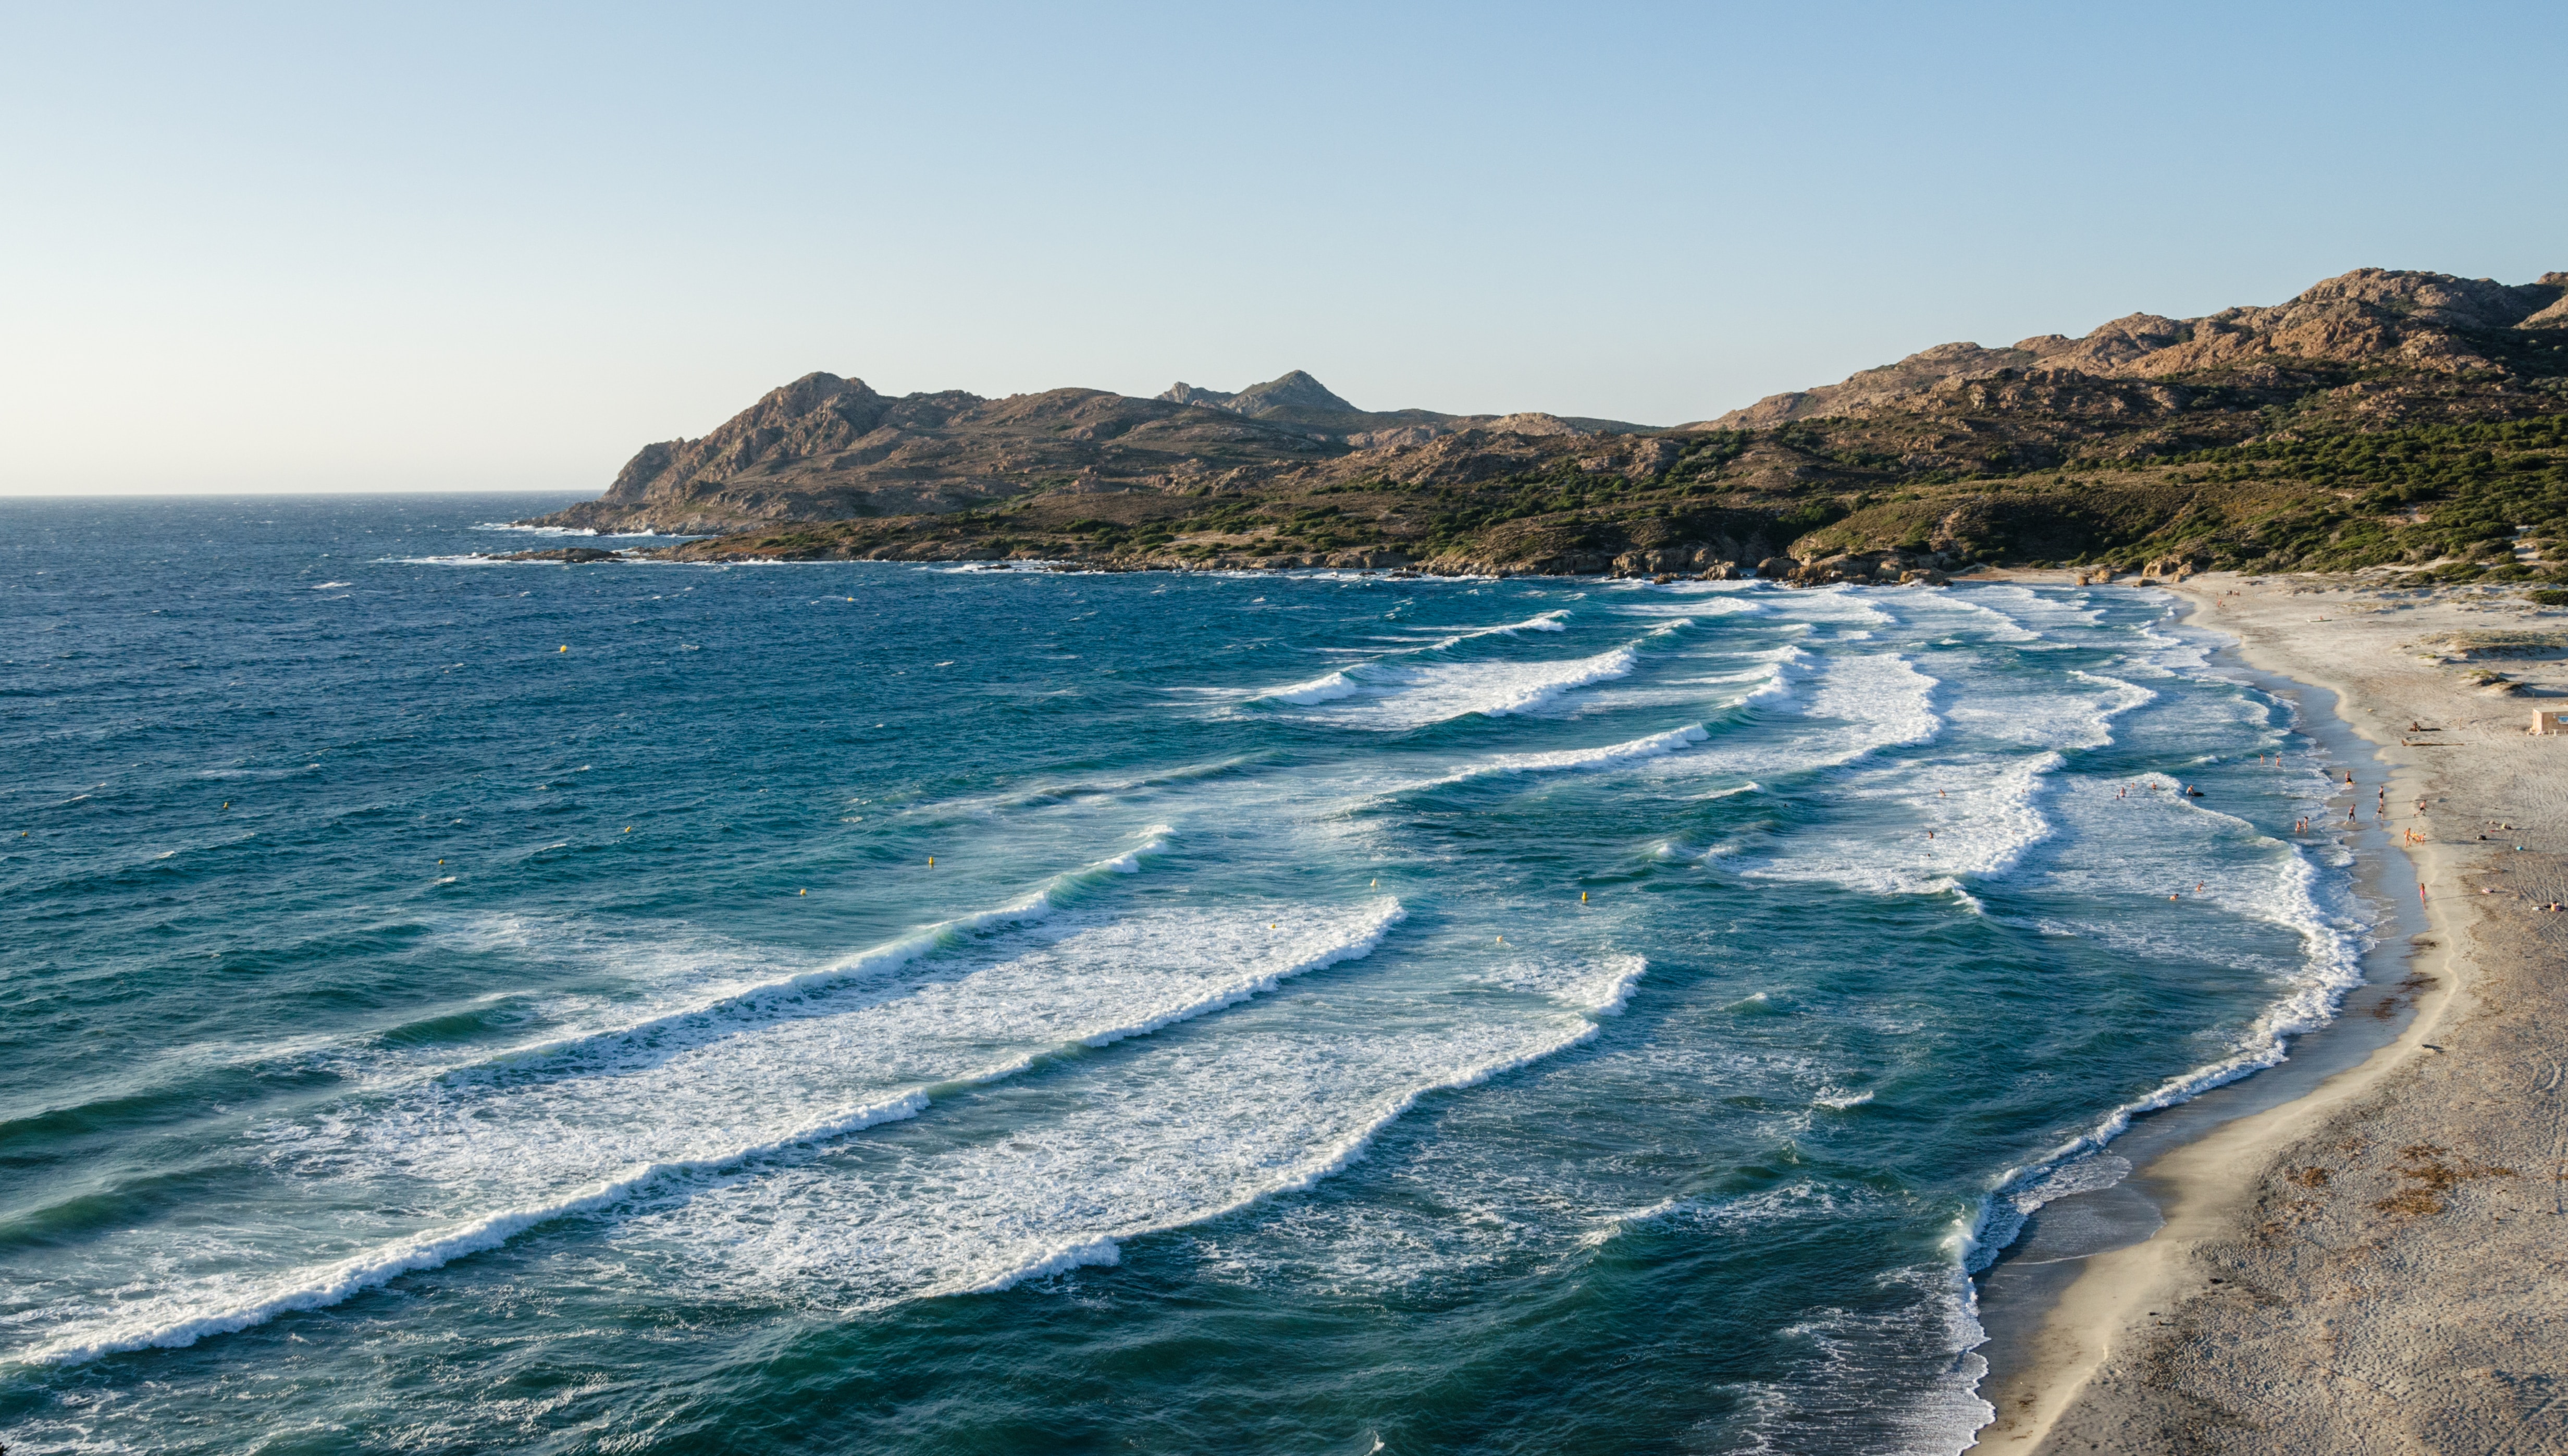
<box><xmin>560</xmin><ymin>645</ymin><xmax>568</xmax><ymax>652</ymax></box>
<box><xmin>800</xmin><ymin>889</ymin><xmax>807</xmax><ymax>895</ymax></box>
<box><xmin>928</xmin><ymin>855</ymin><xmax>934</xmax><ymax>867</ymax></box>
<box><xmin>624</xmin><ymin>826</ymin><xmax>632</xmax><ymax>833</ymax></box>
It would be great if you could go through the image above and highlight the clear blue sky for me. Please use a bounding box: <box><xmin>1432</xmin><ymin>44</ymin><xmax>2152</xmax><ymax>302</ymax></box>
<box><xmin>4</xmin><ymin>2</ymin><xmax>2562</xmax><ymax>494</ymax></box>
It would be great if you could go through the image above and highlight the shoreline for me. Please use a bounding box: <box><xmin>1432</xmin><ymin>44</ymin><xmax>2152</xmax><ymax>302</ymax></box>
<box><xmin>1964</xmin><ymin>638</ymin><xmax>2429</xmax><ymax>1400</ymax></box>
<box><xmin>1972</xmin><ymin>570</ymin><xmax>2566</xmax><ymax>1453</ymax></box>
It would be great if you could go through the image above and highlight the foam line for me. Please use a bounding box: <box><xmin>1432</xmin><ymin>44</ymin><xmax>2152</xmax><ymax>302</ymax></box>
<box><xmin>1440</xmin><ymin>723</ymin><xmax>1710</xmax><ymax>782</ymax></box>
<box><xmin>1263</xmin><ymin>610</ymin><xmax>1574</xmax><ymax>701</ymax></box>
<box><xmin>28</xmin><ymin>899</ymin><xmax>1410</xmax><ymax>1365</ymax></box>
<box><xmin>1480</xmin><ymin>609</ymin><xmax>1570</xmax><ymax>636</ymax></box>
<box><xmin>929</xmin><ymin>956</ymin><xmax>1645</xmax><ymax>1303</ymax></box>
<box><xmin>1065</xmin><ymin>899</ymin><xmax>1406</xmax><ymax>1050</ymax></box>
<box><xmin>1255</xmin><ymin>644</ymin><xmax>1645</xmax><ymax>726</ymax></box>
<box><xmin>1740</xmin><ymin>666</ymin><xmax>2162</xmax><ymax>901</ymax></box>
<box><xmin>1263</xmin><ymin>667</ymin><xmax>1365</xmax><ymax>705</ymax></box>
<box><xmin>25</xmin><ymin>1091</ymin><xmax>932</xmax><ymax>1365</ymax></box>
<box><xmin>470</xmin><ymin>523</ymin><xmax>675</xmax><ymax>538</ymax></box>
<box><xmin>1957</xmin><ymin>837</ymin><xmax>2367</xmax><ymax>1270</ymax></box>
<box><xmin>474</xmin><ymin>825</ymin><xmax>1176</xmax><ymax>1069</ymax></box>
<box><xmin>903</xmin><ymin>757</ymin><xmax>1264</xmax><ymax>820</ymax></box>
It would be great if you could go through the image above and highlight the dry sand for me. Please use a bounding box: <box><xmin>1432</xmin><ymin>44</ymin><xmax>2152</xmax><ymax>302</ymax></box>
<box><xmin>1969</xmin><ymin>571</ymin><xmax>2568</xmax><ymax>1454</ymax></box>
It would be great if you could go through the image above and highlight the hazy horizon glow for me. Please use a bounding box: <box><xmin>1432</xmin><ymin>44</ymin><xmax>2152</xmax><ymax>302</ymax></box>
<box><xmin>4</xmin><ymin>1</ymin><xmax>2564</xmax><ymax>496</ymax></box>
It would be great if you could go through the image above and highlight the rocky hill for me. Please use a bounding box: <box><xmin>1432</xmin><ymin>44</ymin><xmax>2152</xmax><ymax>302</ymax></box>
<box><xmin>1703</xmin><ymin>268</ymin><xmax>2568</xmax><ymax>429</ymax></box>
<box><xmin>524</xmin><ymin>267</ymin><xmax>2568</xmax><ymax>583</ymax></box>
<box><xmin>526</xmin><ymin>368</ymin><xmax>1657</xmax><ymax>536</ymax></box>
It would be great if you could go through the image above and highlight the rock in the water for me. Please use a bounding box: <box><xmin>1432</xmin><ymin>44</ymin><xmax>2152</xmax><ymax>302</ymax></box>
<box><xmin>500</xmin><ymin>547</ymin><xmax>622</xmax><ymax>563</ymax></box>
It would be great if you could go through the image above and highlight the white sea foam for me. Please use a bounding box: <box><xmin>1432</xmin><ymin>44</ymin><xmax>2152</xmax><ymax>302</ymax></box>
<box><xmin>1257</xmin><ymin>644</ymin><xmax>1645</xmax><ymax>727</ymax></box>
<box><xmin>1746</xmin><ymin>750</ymin><xmax>2057</xmax><ymax>899</ymax></box>
<box><xmin>475</xmin><ymin>825</ymin><xmax>1179</xmax><ymax>1067</ymax></box>
<box><xmin>1728</xmin><ymin>1262</ymin><xmax>1994</xmax><ymax>1456</ymax></box>
<box><xmin>604</xmin><ymin>952</ymin><xmax>1649</xmax><ymax>1311</ymax></box>
<box><xmin>1555</xmin><ymin>955</ymin><xmax>1650</xmax><ymax>1014</ymax></box>
<box><xmin>27</xmin><ymin>1088</ymin><xmax>934</xmax><ymax>1365</ymax></box>
<box><xmin>915</xmin><ymin>758</ymin><xmax>1262</xmax><ymax>820</ymax></box>
<box><xmin>1263</xmin><ymin>667</ymin><xmax>1366</xmax><ymax>705</ymax></box>
<box><xmin>23</xmin><ymin>897</ymin><xmax>1409</xmax><ymax>1364</ymax></box>
<box><xmin>1668</xmin><ymin>651</ymin><xmax>1939</xmax><ymax>788</ymax></box>
<box><xmin>1738</xmin><ymin>659</ymin><xmax>2168</xmax><ymax>898</ymax></box>
<box><xmin>1488</xmin><ymin>609</ymin><xmax>1570</xmax><ymax>635</ymax></box>
<box><xmin>1774</xmin><ymin>585</ymin><xmax>1896</xmax><ymax>629</ymax></box>
<box><xmin>1959</xmin><ymin>817</ymin><xmax>2370</xmax><ymax>1273</ymax></box>
<box><xmin>1977</xmin><ymin>582</ymin><xmax>2106</xmax><ymax>629</ymax></box>
<box><xmin>1274</xmin><ymin>610</ymin><xmax>1576</xmax><ymax>682</ymax></box>
<box><xmin>2130</xmin><ymin>606</ymin><xmax>2218</xmax><ymax>676</ymax></box>
<box><xmin>1370</xmin><ymin>650</ymin><xmax>1810</xmax><ymax>796</ymax></box>
<box><xmin>1802</xmin><ymin>652</ymin><xmax>1939</xmax><ymax>748</ymax></box>
<box><xmin>471</xmin><ymin>522</ymin><xmax>676</xmax><ymax>538</ymax></box>
<box><xmin>18</xmin><ymin>561</ymin><xmax>2392</xmax><ymax>1456</ymax></box>
<box><xmin>381</xmin><ymin>554</ymin><xmax>562</xmax><ymax>567</ymax></box>
<box><xmin>1611</xmin><ymin>596</ymin><xmax>1765</xmax><ymax>619</ymax></box>
<box><xmin>1881</xmin><ymin>589</ymin><xmax>2040</xmax><ymax>643</ymax></box>
<box><xmin>1444</xmin><ymin>723</ymin><xmax>1711</xmax><ymax>780</ymax></box>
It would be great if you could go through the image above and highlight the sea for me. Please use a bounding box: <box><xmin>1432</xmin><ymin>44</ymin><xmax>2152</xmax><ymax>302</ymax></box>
<box><xmin>1</xmin><ymin>495</ymin><xmax>2378</xmax><ymax>1453</ymax></box>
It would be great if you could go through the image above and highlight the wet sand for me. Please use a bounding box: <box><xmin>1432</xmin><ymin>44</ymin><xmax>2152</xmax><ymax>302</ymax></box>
<box><xmin>1971</xmin><ymin>571</ymin><xmax>2568</xmax><ymax>1453</ymax></box>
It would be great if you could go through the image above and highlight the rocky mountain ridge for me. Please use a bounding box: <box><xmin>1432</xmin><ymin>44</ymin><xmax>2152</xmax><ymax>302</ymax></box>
<box><xmin>1706</xmin><ymin>267</ymin><xmax>2568</xmax><ymax>428</ymax></box>
<box><xmin>524</xmin><ymin>266</ymin><xmax>2568</xmax><ymax>584</ymax></box>
<box><xmin>527</xmin><ymin>367</ymin><xmax>1657</xmax><ymax>536</ymax></box>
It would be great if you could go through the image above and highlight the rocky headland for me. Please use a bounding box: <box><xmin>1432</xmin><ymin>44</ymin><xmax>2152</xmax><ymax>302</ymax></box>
<box><xmin>519</xmin><ymin>267</ymin><xmax>2568</xmax><ymax>584</ymax></box>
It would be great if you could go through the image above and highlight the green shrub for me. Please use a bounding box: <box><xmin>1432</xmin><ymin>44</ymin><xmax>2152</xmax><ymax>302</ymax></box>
<box><xmin>1776</xmin><ymin>499</ymin><xmax>1849</xmax><ymax>535</ymax></box>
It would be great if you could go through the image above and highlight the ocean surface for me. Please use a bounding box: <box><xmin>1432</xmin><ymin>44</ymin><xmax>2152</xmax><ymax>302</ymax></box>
<box><xmin>2</xmin><ymin>496</ymin><xmax>2372</xmax><ymax>1453</ymax></box>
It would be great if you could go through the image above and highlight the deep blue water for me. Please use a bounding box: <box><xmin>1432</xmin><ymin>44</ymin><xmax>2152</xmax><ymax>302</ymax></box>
<box><xmin>1</xmin><ymin>495</ymin><xmax>2366</xmax><ymax>1453</ymax></box>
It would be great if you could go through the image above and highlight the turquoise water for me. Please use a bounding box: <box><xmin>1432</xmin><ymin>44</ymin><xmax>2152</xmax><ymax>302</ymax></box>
<box><xmin>2</xmin><ymin>496</ymin><xmax>2368</xmax><ymax>1453</ymax></box>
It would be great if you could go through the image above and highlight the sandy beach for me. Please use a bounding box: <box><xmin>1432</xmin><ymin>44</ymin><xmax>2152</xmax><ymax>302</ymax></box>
<box><xmin>1970</xmin><ymin>571</ymin><xmax>2568</xmax><ymax>1453</ymax></box>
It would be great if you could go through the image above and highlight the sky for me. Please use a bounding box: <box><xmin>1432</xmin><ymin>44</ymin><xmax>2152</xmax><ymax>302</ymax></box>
<box><xmin>4</xmin><ymin>2</ymin><xmax>2564</xmax><ymax>496</ymax></box>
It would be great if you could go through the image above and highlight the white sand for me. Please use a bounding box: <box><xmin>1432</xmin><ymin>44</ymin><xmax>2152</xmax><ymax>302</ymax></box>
<box><xmin>1972</xmin><ymin>571</ymin><xmax>2568</xmax><ymax>1454</ymax></box>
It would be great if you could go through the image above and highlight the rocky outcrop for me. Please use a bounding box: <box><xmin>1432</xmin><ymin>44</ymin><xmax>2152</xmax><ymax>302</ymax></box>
<box><xmin>1609</xmin><ymin>543</ymin><xmax>1740</xmax><ymax>577</ymax></box>
<box><xmin>1160</xmin><ymin>370</ymin><xmax>1359</xmax><ymax>417</ymax></box>
<box><xmin>2523</xmin><ymin>277</ymin><xmax>2568</xmax><ymax>329</ymax></box>
<box><xmin>497</xmin><ymin>547</ymin><xmax>625</xmax><ymax>563</ymax></box>
<box><xmin>1779</xmin><ymin>549</ymin><xmax>1953</xmax><ymax>587</ymax></box>
<box><xmin>1702</xmin><ymin>268</ymin><xmax>2568</xmax><ymax>428</ymax></box>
